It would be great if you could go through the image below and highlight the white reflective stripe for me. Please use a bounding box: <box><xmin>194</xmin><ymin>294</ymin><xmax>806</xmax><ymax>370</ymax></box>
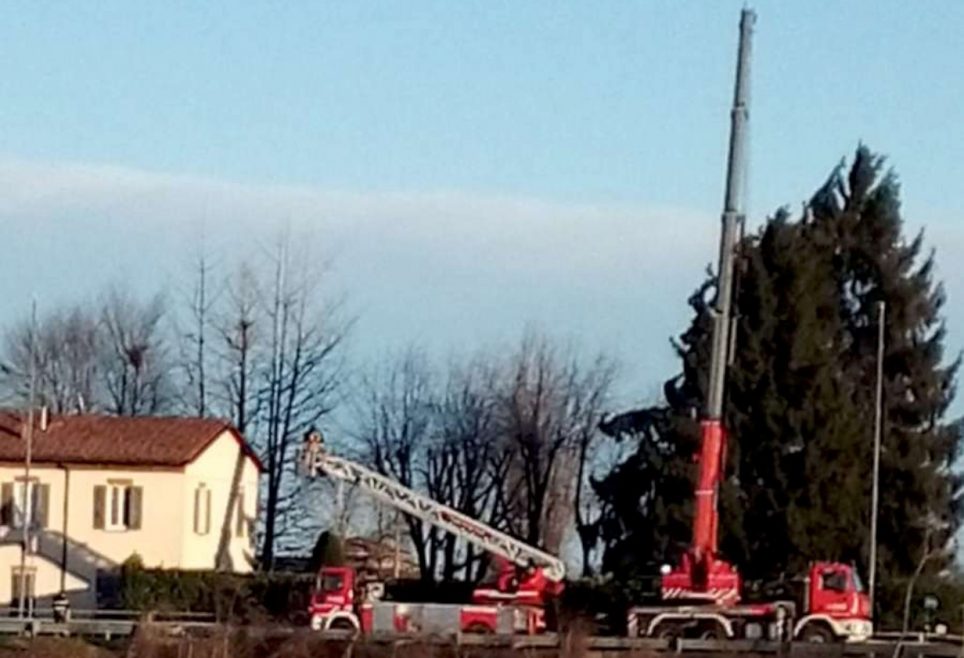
<box><xmin>461</xmin><ymin>605</ymin><xmax>499</xmax><ymax>614</ymax></box>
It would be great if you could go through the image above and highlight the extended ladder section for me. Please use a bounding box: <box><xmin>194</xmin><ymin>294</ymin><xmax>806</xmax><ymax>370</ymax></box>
<box><xmin>299</xmin><ymin>431</ymin><xmax>567</xmax><ymax>584</ymax></box>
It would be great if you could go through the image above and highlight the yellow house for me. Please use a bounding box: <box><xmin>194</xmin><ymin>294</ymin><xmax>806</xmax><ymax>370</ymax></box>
<box><xmin>0</xmin><ymin>412</ymin><xmax>262</xmax><ymax>610</ymax></box>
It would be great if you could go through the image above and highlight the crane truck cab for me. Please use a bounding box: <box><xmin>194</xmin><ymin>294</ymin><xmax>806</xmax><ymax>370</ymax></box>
<box><xmin>794</xmin><ymin>562</ymin><xmax>872</xmax><ymax>643</ymax></box>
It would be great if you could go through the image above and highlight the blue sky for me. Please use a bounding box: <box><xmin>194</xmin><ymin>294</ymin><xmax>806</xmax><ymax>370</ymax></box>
<box><xmin>0</xmin><ymin>1</ymin><xmax>962</xmax><ymax>411</ymax></box>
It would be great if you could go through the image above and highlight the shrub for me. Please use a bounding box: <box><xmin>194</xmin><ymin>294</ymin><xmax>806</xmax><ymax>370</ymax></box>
<box><xmin>116</xmin><ymin>558</ymin><xmax>314</xmax><ymax>624</ymax></box>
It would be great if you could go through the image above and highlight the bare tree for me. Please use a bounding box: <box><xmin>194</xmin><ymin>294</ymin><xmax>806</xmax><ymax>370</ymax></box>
<box><xmin>1</xmin><ymin>289</ymin><xmax>173</xmax><ymax>416</ymax></box>
<box><xmin>99</xmin><ymin>287</ymin><xmax>172</xmax><ymax>416</ymax></box>
<box><xmin>356</xmin><ymin>348</ymin><xmax>437</xmax><ymax>579</ymax></box>
<box><xmin>895</xmin><ymin>515</ymin><xmax>952</xmax><ymax>654</ymax></box>
<box><xmin>427</xmin><ymin>358</ymin><xmax>514</xmax><ymax>582</ymax></box>
<box><xmin>356</xmin><ymin>341</ymin><xmax>613</xmax><ymax>583</ymax></box>
<box><xmin>1</xmin><ymin>306</ymin><xmax>101</xmax><ymax>413</ymax></box>
<box><xmin>496</xmin><ymin>334</ymin><xmax>614</xmax><ymax>559</ymax></box>
<box><xmin>214</xmin><ymin>264</ymin><xmax>260</xmax><ymax>435</ymax></box>
<box><xmin>570</xmin><ymin>355</ymin><xmax>616</xmax><ymax>576</ymax></box>
<box><xmin>176</xmin><ymin>247</ymin><xmax>220</xmax><ymax>417</ymax></box>
<box><xmin>251</xmin><ymin>236</ymin><xmax>349</xmax><ymax>568</ymax></box>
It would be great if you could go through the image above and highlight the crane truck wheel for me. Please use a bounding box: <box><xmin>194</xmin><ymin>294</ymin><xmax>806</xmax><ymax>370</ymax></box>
<box><xmin>698</xmin><ymin>622</ymin><xmax>727</xmax><ymax>640</ymax></box>
<box><xmin>652</xmin><ymin>622</ymin><xmax>682</xmax><ymax>641</ymax></box>
<box><xmin>464</xmin><ymin>622</ymin><xmax>495</xmax><ymax>634</ymax></box>
<box><xmin>798</xmin><ymin>623</ymin><xmax>835</xmax><ymax>644</ymax></box>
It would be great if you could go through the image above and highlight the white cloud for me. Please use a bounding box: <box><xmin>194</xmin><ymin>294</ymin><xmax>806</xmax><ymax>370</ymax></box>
<box><xmin>4</xmin><ymin>157</ymin><xmax>959</xmax><ymax>411</ymax></box>
<box><xmin>0</xmin><ymin>157</ymin><xmax>718</xmax><ymax>407</ymax></box>
<box><xmin>0</xmin><ymin>157</ymin><xmax>715</xmax><ymax>269</ymax></box>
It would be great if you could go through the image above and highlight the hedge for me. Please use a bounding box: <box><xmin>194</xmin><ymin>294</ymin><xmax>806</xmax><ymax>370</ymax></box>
<box><xmin>118</xmin><ymin>555</ymin><xmax>315</xmax><ymax>624</ymax></box>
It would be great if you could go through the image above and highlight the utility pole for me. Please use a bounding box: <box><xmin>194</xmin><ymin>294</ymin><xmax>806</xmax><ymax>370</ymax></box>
<box><xmin>869</xmin><ymin>301</ymin><xmax>886</xmax><ymax>615</ymax></box>
<box><xmin>18</xmin><ymin>301</ymin><xmax>37</xmax><ymax>619</ymax></box>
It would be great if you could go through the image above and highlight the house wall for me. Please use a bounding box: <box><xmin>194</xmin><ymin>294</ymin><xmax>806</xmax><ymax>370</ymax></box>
<box><xmin>0</xmin><ymin>546</ymin><xmax>88</xmax><ymax>609</ymax></box>
<box><xmin>181</xmin><ymin>431</ymin><xmax>260</xmax><ymax>572</ymax></box>
<box><xmin>0</xmin><ymin>429</ymin><xmax>260</xmax><ymax>609</ymax></box>
<box><xmin>0</xmin><ymin>463</ymin><xmax>187</xmax><ymax>608</ymax></box>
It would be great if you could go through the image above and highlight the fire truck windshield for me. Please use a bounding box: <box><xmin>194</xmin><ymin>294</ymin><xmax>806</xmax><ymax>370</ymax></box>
<box><xmin>317</xmin><ymin>573</ymin><xmax>344</xmax><ymax>593</ymax></box>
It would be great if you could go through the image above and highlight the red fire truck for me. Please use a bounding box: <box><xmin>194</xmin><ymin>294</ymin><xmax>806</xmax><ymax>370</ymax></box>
<box><xmin>298</xmin><ymin>431</ymin><xmax>565</xmax><ymax>635</ymax></box>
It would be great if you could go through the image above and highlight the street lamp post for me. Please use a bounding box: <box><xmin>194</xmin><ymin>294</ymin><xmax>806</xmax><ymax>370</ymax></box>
<box><xmin>869</xmin><ymin>301</ymin><xmax>886</xmax><ymax>617</ymax></box>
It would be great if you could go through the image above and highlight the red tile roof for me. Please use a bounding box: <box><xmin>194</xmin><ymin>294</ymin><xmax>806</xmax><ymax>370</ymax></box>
<box><xmin>0</xmin><ymin>412</ymin><xmax>263</xmax><ymax>471</ymax></box>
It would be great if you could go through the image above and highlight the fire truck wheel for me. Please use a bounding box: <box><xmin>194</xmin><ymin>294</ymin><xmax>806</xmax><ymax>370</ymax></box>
<box><xmin>799</xmin><ymin>623</ymin><xmax>835</xmax><ymax>644</ymax></box>
<box><xmin>329</xmin><ymin>617</ymin><xmax>360</xmax><ymax>635</ymax></box>
<box><xmin>464</xmin><ymin>622</ymin><xmax>495</xmax><ymax>634</ymax></box>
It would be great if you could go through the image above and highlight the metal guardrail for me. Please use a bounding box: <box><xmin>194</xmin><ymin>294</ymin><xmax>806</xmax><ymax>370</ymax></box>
<box><xmin>0</xmin><ymin>607</ymin><xmax>215</xmax><ymax>622</ymax></box>
<box><xmin>0</xmin><ymin>618</ymin><xmax>962</xmax><ymax>657</ymax></box>
<box><xmin>0</xmin><ymin>608</ymin><xmax>217</xmax><ymax>640</ymax></box>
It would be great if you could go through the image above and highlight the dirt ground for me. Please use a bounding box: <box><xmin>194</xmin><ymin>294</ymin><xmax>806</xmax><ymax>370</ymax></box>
<box><xmin>0</xmin><ymin>632</ymin><xmax>596</xmax><ymax>658</ymax></box>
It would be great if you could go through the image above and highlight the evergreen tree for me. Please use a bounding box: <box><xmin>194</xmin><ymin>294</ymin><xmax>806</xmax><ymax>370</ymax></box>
<box><xmin>807</xmin><ymin>148</ymin><xmax>961</xmax><ymax>620</ymax></box>
<box><xmin>310</xmin><ymin>530</ymin><xmax>347</xmax><ymax>572</ymax></box>
<box><xmin>595</xmin><ymin>147</ymin><xmax>961</xmax><ymax>622</ymax></box>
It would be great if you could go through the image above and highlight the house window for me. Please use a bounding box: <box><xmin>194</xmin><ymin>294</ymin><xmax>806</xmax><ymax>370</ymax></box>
<box><xmin>0</xmin><ymin>481</ymin><xmax>49</xmax><ymax>529</ymax></box>
<box><xmin>10</xmin><ymin>568</ymin><xmax>36</xmax><ymax>612</ymax></box>
<box><xmin>194</xmin><ymin>484</ymin><xmax>211</xmax><ymax>535</ymax></box>
<box><xmin>93</xmin><ymin>483</ymin><xmax>142</xmax><ymax>531</ymax></box>
<box><xmin>234</xmin><ymin>488</ymin><xmax>246</xmax><ymax>538</ymax></box>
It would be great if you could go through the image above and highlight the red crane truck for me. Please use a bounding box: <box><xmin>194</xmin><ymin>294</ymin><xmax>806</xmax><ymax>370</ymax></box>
<box><xmin>624</xmin><ymin>9</ymin><xmax>871</xmax><ymax>643</ymax></box>
<box><xmin>298</xmin><ymin>430</ymin><xmax>565</xmax><ymax>635</ymax></box>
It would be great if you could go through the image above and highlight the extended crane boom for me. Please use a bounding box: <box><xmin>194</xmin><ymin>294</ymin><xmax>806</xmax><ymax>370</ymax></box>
<box><xmin>299</xmin><ymin>430</ymin><xmax>567</xmax><ymax>584</ymax></box>
<box><xmin>660</xmin><ymin>7</ymin><xmax>753</xmax><ymax>606</ymax></box>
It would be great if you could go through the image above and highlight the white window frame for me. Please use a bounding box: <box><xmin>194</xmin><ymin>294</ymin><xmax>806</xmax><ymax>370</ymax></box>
<box><xmin>194</xmin><ymin>484</ymin><xmax>212</xmax><ymax>536</ymax></box>
<box><xmin>13</xmin><ymin>481</ymin><xmax>41</xmax><ymax>530</ymax></box>
<box><xmin>11</xmin><ymin>566</ymin><xmax>36</xmax><ymax>612</ymax></box>
<box><xmin>105</xmin><ymin>482</ymin><xmax>131</xmax><ymax>532</ymax></box>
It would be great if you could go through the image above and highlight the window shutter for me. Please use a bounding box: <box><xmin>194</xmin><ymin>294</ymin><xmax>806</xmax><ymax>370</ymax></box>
<box><xmin>193</xmin><ymin>487</ymin><xmax>201</xmax><ymax>534</ymax></box>
<box><xmin>235</xmin><ymin>490</ymin><xmax>245</xmax><ymax>537</ymax></box>
<box><xmin>204</xmin><ymin>488</ymin><xmax>212</xmax><ymax>535</ymax></box>
<box><xmin>127</xmin><ymin>487</ymin><xmax>143</xmax><ymax>530</ymax></box>
<box><xmin>35</xmin><ymin>484</ymin><xmax>50</xmax><ymax>529</ymax></box>
<box><xmin>93</xmin><ymin>485</ymin><xmax>106</xmax><ymax>530</ymax></box>
<box><xmin>1</xmin><ymin>483</ymin><xmax>13</xmax><ymax>526</ymax></box>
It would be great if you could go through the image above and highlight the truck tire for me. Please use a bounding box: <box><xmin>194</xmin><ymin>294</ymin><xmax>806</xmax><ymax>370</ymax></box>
<box><xmin>699</xmin><ymin>622</ymin><xmax>727</xmax><ymax>640</ymax></box>
<box><xmin>652</xmin><ymin>622</ymin><xmax>682</xmax><ymax>641</ymax></box>
<box><xmin>330</xmin><ymin>618</ymin><xmax>357</xmax><ymax>630</ymax></box>
<box><xmin>328</xmin><ymin>616</ymin><xmax>360</xmax><ymax>637</ymax></box>
<box><xmin>464</xmin><ymin>621</ymin><xmax>494</xmax><ymax>634</ymax></box>
<box><xmin>799</xmin><ymin>623</ymin><xmax>835</xmax><ymax>643</ymax></box>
